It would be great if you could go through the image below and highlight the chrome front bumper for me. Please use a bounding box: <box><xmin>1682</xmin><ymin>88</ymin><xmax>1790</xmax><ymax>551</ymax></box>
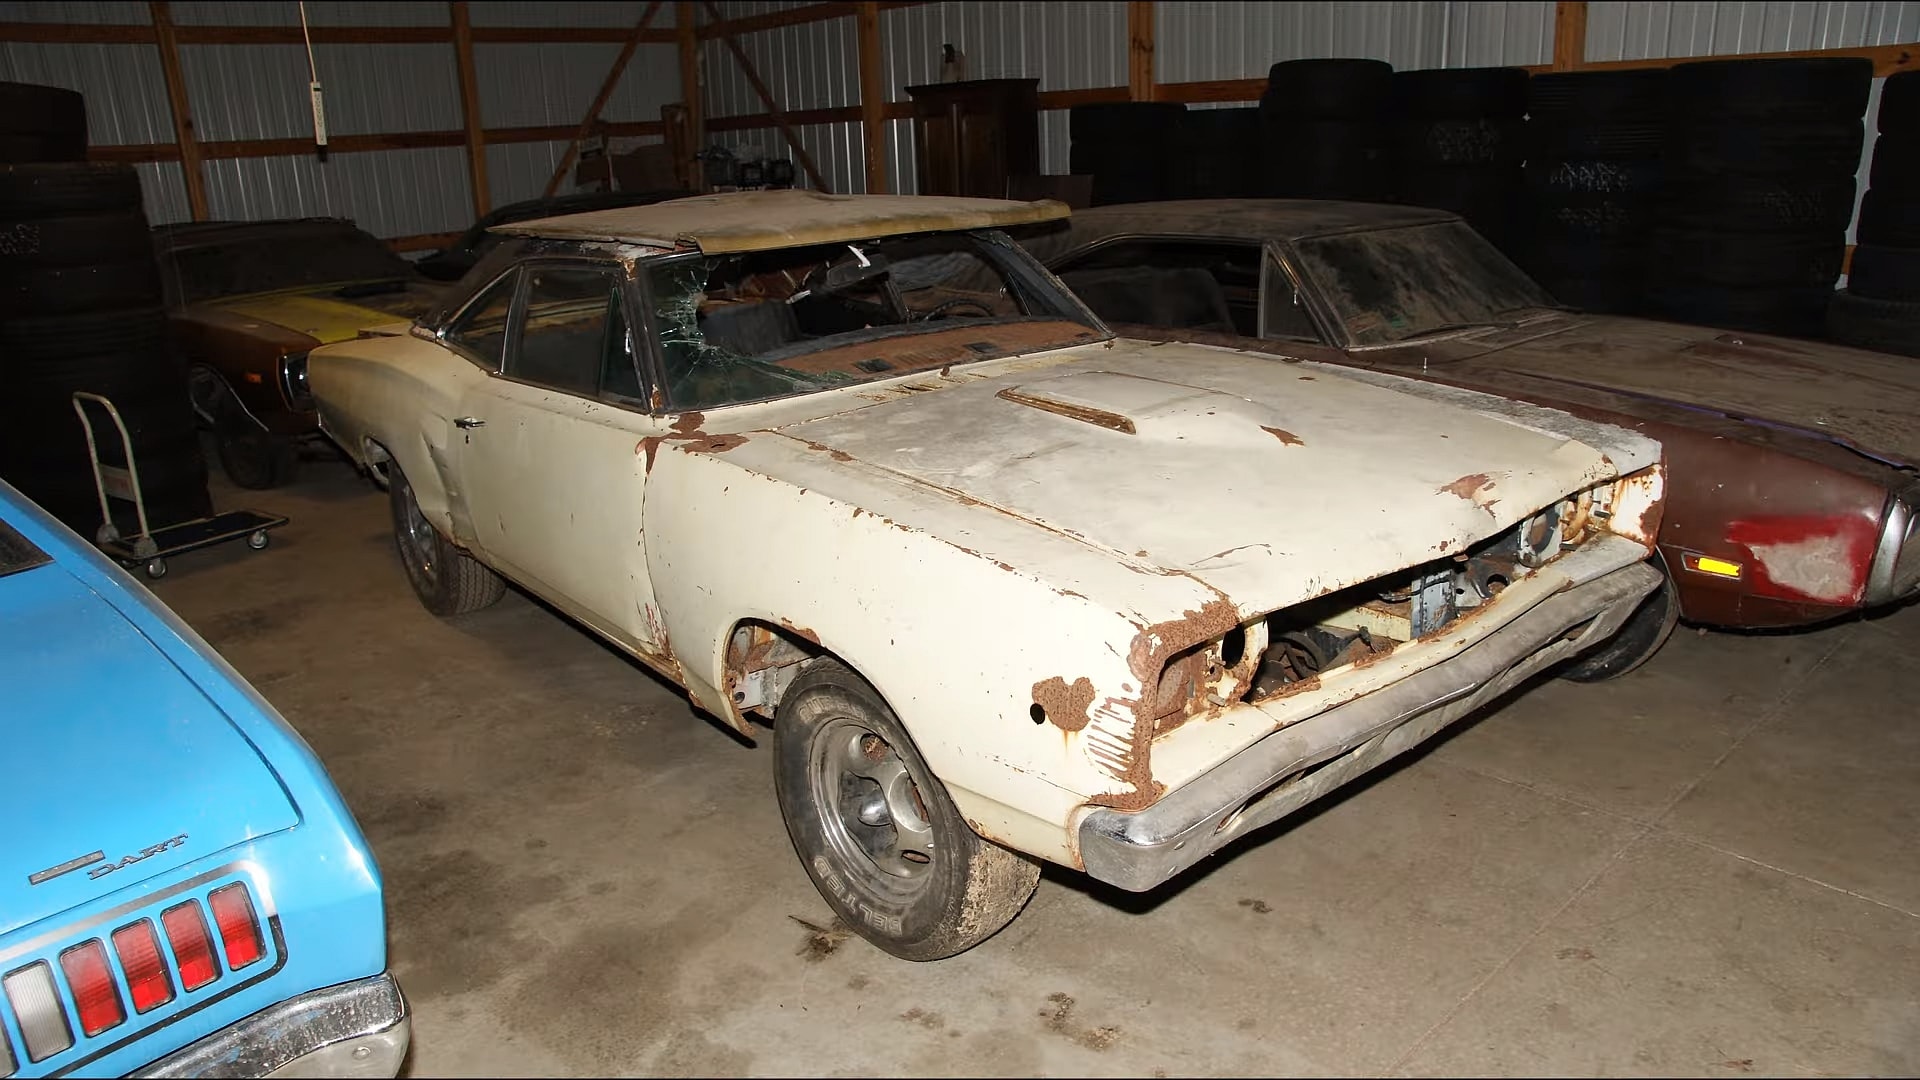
<box><xmin>136</xmin><ymin>974</ymin><xmax>409</xmax><ymax>1079</ymax></box>
<box><xmin>1077</xmin><ymin>561</ymin><xmax>1664</xmax><ymax>893</ymax></box>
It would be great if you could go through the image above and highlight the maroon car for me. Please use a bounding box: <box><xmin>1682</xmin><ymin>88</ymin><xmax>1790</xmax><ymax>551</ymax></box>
<box><xmin>1022</xmin><ymin>200</ymin><xmax>1920</xmax><ymax>677</ymax></box>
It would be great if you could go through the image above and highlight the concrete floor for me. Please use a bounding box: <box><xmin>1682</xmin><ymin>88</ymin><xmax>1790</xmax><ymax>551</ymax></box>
<box><xmin>154</xmin><ymin>455</ymin><xmax>1920</xmax><ymax>1077</ymax></box>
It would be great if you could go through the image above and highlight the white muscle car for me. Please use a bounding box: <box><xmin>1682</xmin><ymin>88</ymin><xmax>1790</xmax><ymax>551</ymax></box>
<box><xmin>310</xmin><ymin>190</ymin><xmax>1666</xmax><ymax>960</ymax></box>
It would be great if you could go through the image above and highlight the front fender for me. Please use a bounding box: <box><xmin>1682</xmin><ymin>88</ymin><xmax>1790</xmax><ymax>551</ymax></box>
<box><xmin>641</xmin><ymin>441</ymin><xmax>1215</xmax><ymax>866</ymax></box>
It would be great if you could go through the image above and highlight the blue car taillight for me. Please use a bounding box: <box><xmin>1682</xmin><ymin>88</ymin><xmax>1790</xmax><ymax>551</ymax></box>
<box><xmin>58</xmin><ymin>940</ymin><xmax>123</xmax><ymax>1037</ymax></box>
<box><xmin>111</xmin><ymin>920</ymin><xmax>175</xmax><ymax>1014</ymax></box>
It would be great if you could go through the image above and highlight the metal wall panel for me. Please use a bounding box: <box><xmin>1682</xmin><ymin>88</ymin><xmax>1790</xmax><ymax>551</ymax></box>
<box><xmin>180</xmin><ymin>43</ymin><xmax>462</xmax><ymax>140</ymax></box>
<box><xmin>0</xmin><ymin>43</ymin><xmax>174</xmax><ymax>144</ymax></box>
<box><xmin>484</xmin><ymin>133</ymin><xmax>668</xmax><ymax>209</ymax></box>
<box><xmin>700</xmin><ymin>9</ymin><xmax>860</xmax><ymax>117</ymax></box>
<box><xmin>1157</xmin><ymin>0</ymin><xmax>1553</xmax><ymax>81</ymax></box>
<box><xmin>201</xmin><ymin>146</ymin><xmax>471</xmax><ymax>235</ymax></box>
<box><xmin>1586</xmin><ymin>1</ymin><xmax>1920</xmax><ymax>60</ymax></box>
<box><xmin>135</xmin><ymin>161</ymin><xmax>193</xmax><ymax>224</ymax></box>
<box><xmin>470</xmin><ymin>1</ymin><xmax>676</xmax><ymax>28</ymax></box>
<box><xmin>881</xmin><ymin>1</ymin><xmax>1127</xmax><ymax>97</ymax></box>
<box><xmin>169</xmin><ymin>2</ymin><xmax>449</xmax><ymax>25</ymax></box>
<box><xmin>475</xmin><ymin>42</ymin><xmax>681</xmax><ymax>127</ymax></box>
<box><xmin>0</xmin><ymin>2</ymin><xmax>149</xmax><ymax>22</ymax></box>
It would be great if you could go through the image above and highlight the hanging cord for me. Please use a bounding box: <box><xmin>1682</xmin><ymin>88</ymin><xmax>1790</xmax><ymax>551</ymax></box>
<box><xmin>299</xmin><ymin>1</ymin><xmax>328</xmax><ymax>161</ymax></box>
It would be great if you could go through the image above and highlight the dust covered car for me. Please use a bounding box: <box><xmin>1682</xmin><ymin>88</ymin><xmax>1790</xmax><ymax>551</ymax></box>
<box><xmin>310</xmin><ymin>190</ymin><xmax>1666</xmax><ymax>960</ymax></box>
<box><xmin>155</xmin><ymin>218</ymin><xmax>441</xmax><ymax>489</ymax></box>
<box><xmin>1024</xmin><ymin>200</ymin><xmax>1920</xmax><ymax>665</ymax></box>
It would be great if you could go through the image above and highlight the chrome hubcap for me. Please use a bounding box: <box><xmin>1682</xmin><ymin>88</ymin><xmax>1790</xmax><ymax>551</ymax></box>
<box><xmin>398</xmin><ymin>482</ymin><xmax>438</xmax><ymax>586</ymax></box>
<box><xmin>814</xmin><ymin>721</ymin><xmax>934</xmax><ymax>880</ymax></box>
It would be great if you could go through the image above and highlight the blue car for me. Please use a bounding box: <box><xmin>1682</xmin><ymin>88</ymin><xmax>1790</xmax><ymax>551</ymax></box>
<box><xmin>0</xmin><ymin>481</ymin><xmax>406</xmax><ymax>1077</ymax></box>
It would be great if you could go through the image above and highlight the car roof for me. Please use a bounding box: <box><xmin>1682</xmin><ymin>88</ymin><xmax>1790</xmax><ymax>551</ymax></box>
<box><xmin>1020</xmin><ymin>199</ymin><xmax>1462</xmax><ymax>260</ymax></box>
<box><xmin>151</xmin><ymin>217</ymin><xmax>370</xmax><ymax>252</ymax></box>
<box><xmin>492</xmin><ymin>189</ymin><xmax>1072</xmax><ymax>254</ymax></box>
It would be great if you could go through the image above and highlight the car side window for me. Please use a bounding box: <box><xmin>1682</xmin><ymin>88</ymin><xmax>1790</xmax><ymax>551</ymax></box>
<box><xmin>508</xmin><ymin>264</ymin><xmax>642</xmax><ymax>401</ymax></box>
<box><xmin>1260</xmin><ymin>253</ymin><xmax>1321</xmax><ymax>343</ymax></box>
<box><xmin>1055</xmin><ymin>240</ymin><xmax>1267</xmax><ymax>336</ymax></box>
<box><xmin>444</xmin><ymin>271</ymin><xmax>518</xmax><ymax>369</ymax></box>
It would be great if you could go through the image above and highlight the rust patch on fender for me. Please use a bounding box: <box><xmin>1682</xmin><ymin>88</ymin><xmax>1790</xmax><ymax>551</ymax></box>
<box><xmin>1032</xmin><ymin>676</ymin><xmax>1096</xmax><ymax>732</ymax></box>
<box><xmin>1439</xmin><ymin>473</ymin><xmax>1493</xmax><ymax>500</ymax></box>
<box><xmin>639</xmin><ymin>436</ymin><xmax>663</xmax><ymax>471</ymax></box>
<box><xmin>670</xmin><ymin>410</ymin><xmax>704</xmax><ymax>434</ymax></box>
<box><xmin>1261</xmin><ymin>425</ymin><xmax>1304</xmax><ymax>447</ymax></box>
<box><xmin>681</xmin><ymin>433</ymin><xmax>748</xmax><ymax>454</ymax></box>
<box><xmin>778</xmin><ymin>618</ymin><xmax>821</xmax><ymax>645</ymax></box>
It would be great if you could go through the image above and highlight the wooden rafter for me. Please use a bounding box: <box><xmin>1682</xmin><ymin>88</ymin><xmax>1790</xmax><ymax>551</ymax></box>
<box><xmin>449</xmin><ymin>1</ymin><xmax>489</xmax><ymax>216</ymax></box>
<box><xmin>543</xmin><ymin>1</ymin><xmax>665</xmax><ymax>197</ymax></box>
<box><xmin>856</xmin><ymin>2</ymin><xmax>886</xmax><ymax>194</ymax></box>
<box><xmin>146</xmin><ymin>1</ymin><xmax>208</xmax><ymax>220</ymax></box>
<box><xmin>699</xmin><ymin>0</ymin><xmax>829</xmax><ymax>192</ymax></box>
<box><xmin>1127</xmin><ymin>1</ymin><xmax>1155</xmax><ymax>101</ymax></box>
<box><xmin>1553</xmin><ymin>1</ymin><xmax>1589</xmax><ymax>71</ymax></box>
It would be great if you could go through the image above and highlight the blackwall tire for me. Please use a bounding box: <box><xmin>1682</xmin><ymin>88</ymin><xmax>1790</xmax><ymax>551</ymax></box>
<box><xmin>387</xmin><ymin>464</ymin><xmax>506</xmax><ymax>616</ymax></box>
<box><xmin>774</xmin><ymin>658</ymin><xmax>1039</xmax><ymax>961</ymax></box>
<box><xmin>1558</xmin><ymin>577</ymin><xmax>1679</xmax><ymax>682</ymax></box>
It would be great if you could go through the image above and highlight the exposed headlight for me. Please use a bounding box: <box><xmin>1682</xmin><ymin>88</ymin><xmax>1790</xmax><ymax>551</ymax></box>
<box><xmin>280</xmin><ymin>352</ymin><xmax>312</xmax><ymax>410</ymax></box>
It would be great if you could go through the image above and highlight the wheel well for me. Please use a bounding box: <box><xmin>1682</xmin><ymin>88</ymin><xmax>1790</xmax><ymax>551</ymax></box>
<box><xmin>721</xmin><ymin>618</ymin><xmax>829</xmax><ymax>726</ymax></box>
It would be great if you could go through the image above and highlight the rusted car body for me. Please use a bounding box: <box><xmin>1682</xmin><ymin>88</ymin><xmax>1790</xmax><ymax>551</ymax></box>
<box><xmin>155</xmin><ymin>219</ymin><xmax>442</xmax><ymax>488</ymax></box>
<box><xmin>1022</xmin><ymin>201</ymin><xmax>1920</xmax><ymax>634</ymax></box>
<box><xmin>307</xmin><ymin>190</ymin><xmax>1666</xmax><ymax>958</ymax></box>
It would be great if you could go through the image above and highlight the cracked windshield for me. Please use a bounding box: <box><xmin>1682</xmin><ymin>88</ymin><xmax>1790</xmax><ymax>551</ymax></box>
<box><xmin>1293</xmin><ymin>220</ymin><xmax>1555</xmax><ymax>347</ymax></box>
<box><xmin>647</xmin><ymin>231</ymin><xmax>1104</xmax><ymax>409</ymax></box>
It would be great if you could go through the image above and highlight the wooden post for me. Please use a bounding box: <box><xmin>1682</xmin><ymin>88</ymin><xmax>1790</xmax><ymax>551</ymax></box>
<box><xmin>678</xmin><ymin>1</ymin><xmax>704</xmax><ymax>189</ymax></box>
<box><xmin>450</xmin><ymin>1</ymin><xmax>490</xmax><ymax>216</ymax></box>
<box><xmin>542</xmin><ymin>1</ymin><xmax>664</xmax><ymax>196</ymax></box>
<box><xmin>148</xmin><ymin>1</ymin><xmax>209</xmax><ymax>220</ymax></box>
<box><xmin>1553</xmin><ymin>0</ymin><xmax>1589</xmax><ymax>72</ymax></box>
<box><xmin>700</xmin><ymin>0</ymin><xmax>830</xmax><ymax>192</ymax></box>
<box><xmin>1127</xmin><ymin>1</ymin><xmax>1155</xmax><ymax>101</ymax></box>
<box><xmin>856</xmin><ymin>2</ymin><xmax>886</xmax><ymax>194</ymax></box>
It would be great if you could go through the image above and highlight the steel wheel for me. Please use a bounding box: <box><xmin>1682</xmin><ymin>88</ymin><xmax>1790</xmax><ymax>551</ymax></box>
<box><xmin>812</xmin><ymin>718</ymin><xmax>936</xmax><ymax>888</ymax></box>
<box><xmin>395</xmin><ymin>472</ymin><xmax>439</xmax><ymax>591</ymax></box>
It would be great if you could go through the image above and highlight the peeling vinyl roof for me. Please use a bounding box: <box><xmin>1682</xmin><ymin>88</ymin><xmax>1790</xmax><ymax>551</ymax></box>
<box><xmin>492</xmin><ymin>189</ymin><xmax>1073</xmax><ymax>254</ymax></box>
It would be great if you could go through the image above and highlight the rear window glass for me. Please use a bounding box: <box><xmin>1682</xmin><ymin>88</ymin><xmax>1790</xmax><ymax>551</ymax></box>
<box><xmin>0</xmin><ymin>519</ymin><xmax>50</xmax><ymax>578</ymax></box>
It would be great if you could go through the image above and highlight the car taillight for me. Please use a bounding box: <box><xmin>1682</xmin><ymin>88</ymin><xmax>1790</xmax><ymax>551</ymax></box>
<box><xmin>207</xmin><ymin>884</ymin><xmax>264</xmax><ymax>970</ymax></box>
<box><xmin>56</xmin><ymin>941</ymin><xmax>123</xmax><ymax>1037</ymax></box>
<box><xmin>2</xmin><ymin>961</ymin><xmax>72</xmax><ymax>1062</ymax></box>
<box><xmin>111</xmin><ymin>921</ymin><xmax>175</xmax><ymax>1013</ymax></box>
<box><xmin>160</xmin><ymin>902</ymin><xmax>220</xmax><ymax>991</ymax></box>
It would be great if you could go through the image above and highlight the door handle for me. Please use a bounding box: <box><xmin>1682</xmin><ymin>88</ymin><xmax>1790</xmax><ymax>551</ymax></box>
<box><xmin>454</xmin><ymin>416</ymin><xmax>486</xmax><ymax>429</ymax></box>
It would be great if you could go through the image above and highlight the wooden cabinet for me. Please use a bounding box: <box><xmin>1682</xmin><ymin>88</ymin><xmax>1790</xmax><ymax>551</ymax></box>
<box><xmin>905</xmin><ymin>78</ymin><xmax>1040</xmax><ymax>198</ymax></box>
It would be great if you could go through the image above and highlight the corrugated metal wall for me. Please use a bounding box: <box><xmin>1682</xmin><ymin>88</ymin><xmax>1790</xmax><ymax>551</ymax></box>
<box><xmin>3</xmin><ymin>2</ymin><xmax>1916</xmax><ymax>223</ymax></box>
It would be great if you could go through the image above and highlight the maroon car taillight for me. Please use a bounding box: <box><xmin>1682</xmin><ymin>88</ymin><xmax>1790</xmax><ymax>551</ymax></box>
<box><xmin>208</xmin><ymin>883</ymin><xmax>265</xmax><ymax>970</ymax></box>
<box><xmin>57</xmin><ymin>941</ymin><xmax>124</xmax><ymax>1037</ymax></box>
<box><xmin>111</xmin><ymin>920</ymin><xmax>176</xmax><ymax>1013</ymax></box>
<box><xmin>160</xmin><ymin>901</ymin><xmax>221</xmax><ymax>991</ymax></box>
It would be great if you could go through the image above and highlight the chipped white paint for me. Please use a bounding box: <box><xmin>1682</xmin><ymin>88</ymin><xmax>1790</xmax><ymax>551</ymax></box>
<box><xmin>308</xmin><ymin>213</ymin><xmax>1664</xmax><ymax>870</ymax></box>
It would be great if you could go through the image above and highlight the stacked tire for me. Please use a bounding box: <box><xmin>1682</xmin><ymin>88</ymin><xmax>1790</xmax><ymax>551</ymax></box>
<box><xmin>1391</xmin><ymin>66</ymin><xmax>1528</xmax><ymax>251</ymax></box>
<box><xmin>0</xmin><ymin>82</ymin><xmax>87</xmax><ymax>165</ymax></box>
<box><xmin>1257</xmin><ymin>59</ymin><xmax>1394</xmax><ymax>201</ymax></box>
<box><xmin>1645</xmin><ymin>57</ymin><xmax>1873</xmax><ymax>337</ymax></box>
<box><xmin>1830</xmin><ymin>70</ymin><xmax>1920</xmax><ymax>357</ymax></box>
<box><xmin>1520</xmin><ymin>69</ymin><xmax>1668</xmax><ymax>313</ymax></box>
<box><xmin>1170</xmin><ymin>107</ymin><xmax>1261</xmax><ymax>198</ymax></box>
<box><xmin>0</xmin><ymin>163</ymin><xmax>211</xmax><ymax>533</ymax></box>
<box><xmin>1069</xmin><ymin>102</ymin><xmax>1187</xmax><ymax>206</ymax></box>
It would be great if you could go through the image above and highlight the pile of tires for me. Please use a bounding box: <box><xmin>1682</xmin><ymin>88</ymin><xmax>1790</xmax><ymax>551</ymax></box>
<box><xmin>1069</xmin><ymin>102</ymin><xmax>1187</xmax><ymax>206</ymax></box>
<box><xmin>1170</xmin><ymin>106</ymin><xmax>1261</xmax><ymax>198</ymax></box>
<box><xmin>1391</xmin><ymin>66</ymin><xmax>1528</xmax><ymax>251</ymax></box>
<box><xmin>1519</xmin><ymin>69</ymin><xmax>1668</xmax><ymax>313</ymax></box>
<box><xmin>1830</xmin><ymin>70</ymin><xmax>1920</xmax><ymax>357</ymax></box>
<box><xmin>0</xmin><ymin>162</ymin><xmax>210</xmax><ymax>534</ymax></box>
<box><xmin>1257</xmin><ymin>59</ymin><xmax>1394</xmax><ymax>201</ymax></box>
<box><xmin>0</xmin><ymin>81</ymin><xmax>87</xmax><ymax>165</ymax></box>
<box><xmin>1644</xmin><ymin>57</ymin><xmax>1872</xmax><ymax>337</ymax></box>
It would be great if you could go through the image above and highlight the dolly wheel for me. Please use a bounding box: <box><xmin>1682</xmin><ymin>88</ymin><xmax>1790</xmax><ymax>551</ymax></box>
<box><xmin>144</xmin><ymin>558</ymin><xmax>168</xmax><ymax>580</ymax></box>
<box><xmin>247</xmin><ymin>529</ymin><xmax>270</xmax><ymax>551</ymax></box>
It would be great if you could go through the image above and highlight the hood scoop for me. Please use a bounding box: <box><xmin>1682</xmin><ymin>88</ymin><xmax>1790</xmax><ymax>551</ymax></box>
<box><xmin>995</xmin><ymin>370</ymin><xmax>1289</xmax><ymax>448</ymax></box>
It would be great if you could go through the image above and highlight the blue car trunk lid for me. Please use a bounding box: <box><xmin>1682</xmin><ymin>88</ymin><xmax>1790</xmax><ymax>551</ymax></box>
<box><xmin>0</xmin><ymin>561</ymin><xmax>299</xmax><ymax>938</ymax></box>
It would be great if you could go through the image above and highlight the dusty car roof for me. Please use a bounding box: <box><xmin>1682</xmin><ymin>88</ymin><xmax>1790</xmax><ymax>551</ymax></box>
<box><xmin>1019</xmin><ymin>199</ymin><xmax>1461</xmax><ymax>258</ymax></box>
<box><xmin>492</xmin><ymin>189</ymin><xmax>1072</xmax><ymax>254</ymax></box>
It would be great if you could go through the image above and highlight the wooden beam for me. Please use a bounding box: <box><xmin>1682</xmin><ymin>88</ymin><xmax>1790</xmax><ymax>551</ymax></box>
<box><xmin>0</xmin><ymin>22</ymin><xmax>675</xmax><ymax>44</ymax></box>
<box><xmin>1552</xmin><ymin>1</ymin><xmax>1589</xmax><ymax>71</ymax></box>
<box><xmin>1544</xmin><ymin>41</ymin><xmax>1917</xmax><ymax>77</ymax></box>
<box><xmin>88</xmin><ymin>121</ymin><xmax>668</xmax><ymax>165</ymax></box>
<box><xmin>700</xmin><ymin>0</ymin><xmax>829</xmax><ymax>192</ymax></box>
<box><xmin>542</xmin><ymin>1</ymin><xmax>665</xmax><ymax>197</ymax></box>
<box><xmin>148</xmin><ymin>2</ymin><xmax>208</xmax><ymax>221</ymax></box>
<box><xmin>468</xmin><ymin>25</ymin><xmax>674</xmax><ymax>44</ymax></box>
<box><xmin>388</xmin><ymin>230</ymin><xmax>463</xmax><ymax>253</ymax></box>
<box><xmin>678</xmin><ymin>2</ymin><xmax>704</xmax><ymax>189</ymax></box>
<box><xmin>693</xmin><ymin>1</ymin><xmax>920</xmax><ymax>40</ymax></box>
<box><xmin>449</xmin><ymin>1</ymin><xmax>489</xmax><ymax>216</ymax></box>
<box><xmin>856</xmin><ymin>2</ymin><xmax>886</xmax><ymax>194</ymax></box>
<box><xmin>1127</xmin><ymin>1</ymin><xmax>1155</xmax><ymax>101</ymax></box>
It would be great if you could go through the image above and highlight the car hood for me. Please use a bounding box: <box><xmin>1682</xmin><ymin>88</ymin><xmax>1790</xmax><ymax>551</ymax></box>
<box><xmin>0</xmin><ymin>558</ymin><xmax>298</xmax><ymax>937</ymax></box>
<box><xmin>1439</xmin><ymin>315</ymin><xmax>1920</xmax><ymax>468</ymax></box>
<box><xmin>203</xmin><ymin>281</ymin><xmax>440</xmax><ymax>346</ymax></box>
<box><xmin>772</xmin><ymin>339</ymin><xmax>1655</xmax><ymax>612</ymax></box>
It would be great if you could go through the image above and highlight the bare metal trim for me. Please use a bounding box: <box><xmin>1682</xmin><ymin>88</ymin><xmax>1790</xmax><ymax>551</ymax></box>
<box><xmin>27</xmin><ymin>852</ymin><xmax>104</xmax><ymax>887</ymax></box>
<box><xmin>1865</xmin><ymin>481</ymin><xmax>1920</xmax><ymax>604</ymax></box>
<box><xmin>0</xmin><ymin>862</ymin><xmax>277</xmax><ymax>969</ymax></box>
<box><xmin>134</xmin><ymin>974</ymin><xmax>408</xmax><ymax>1079</ymax></box>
